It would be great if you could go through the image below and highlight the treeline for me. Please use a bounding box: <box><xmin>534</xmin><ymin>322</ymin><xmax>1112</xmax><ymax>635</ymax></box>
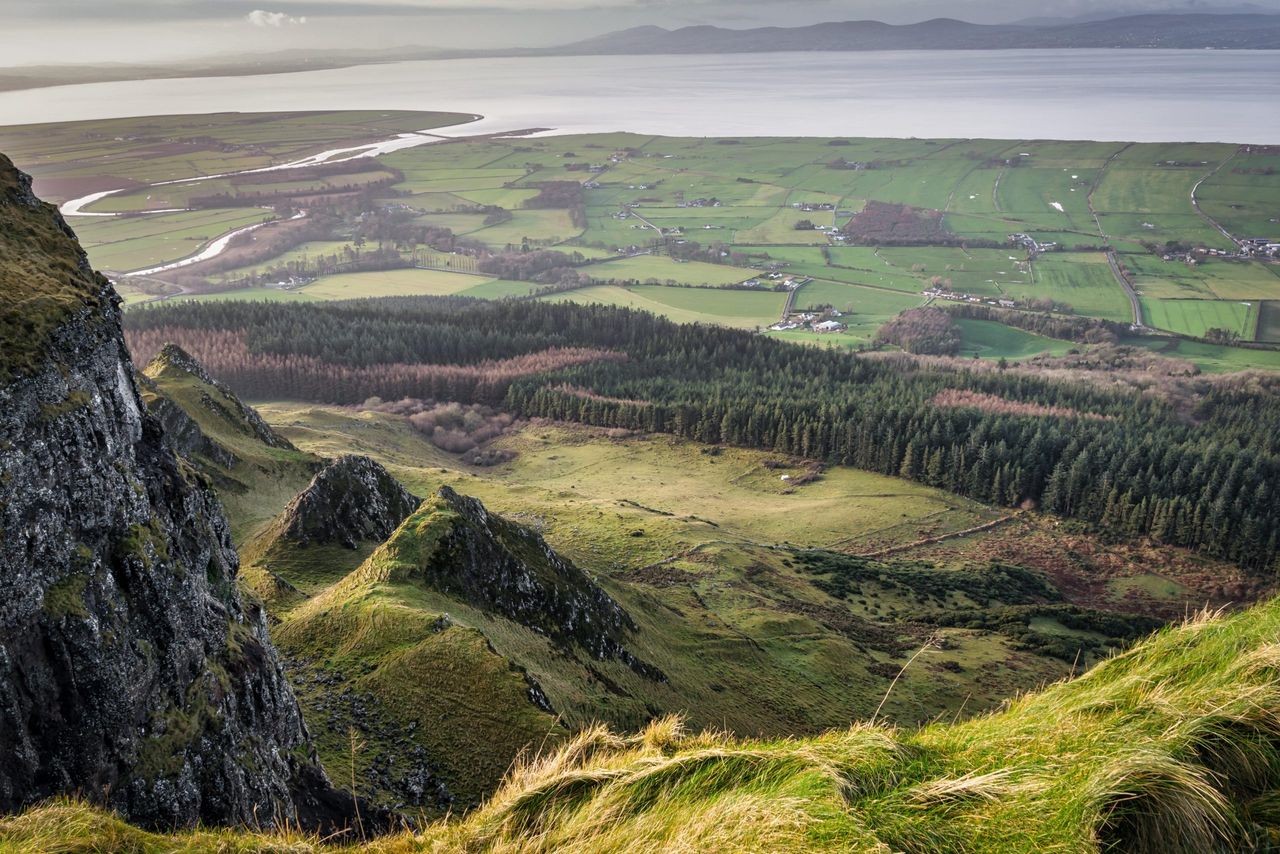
<box><xmin>477</xmin><ymin>249</ymin><xmax>588</xmax><ymax>284</ymax></box>
<box><xmin>189</xmin><ymin>164</ymin><xmax>404</xmax><ymax>209</ymax></box>
<box><xmin>219</xmin><ymin>246</ymin><xmax>410</xmax><ymax>289</ymax></box>
<box><xmin>123</xmin><ymin>298</ymin><xmax>1280</xmax><ymax>571</ymax></box>
<box><xmin>841</xmin><ymin>201</ymin><xmax>1004</xmax><ymax>248</ymax></box>
<box><xmin>875</xmin><ymin>307</ymin><xmax>962</xmax><ymax>355</ymax></box>
<box><xmin>126</xmin><ymin>325</ymin><xmax>623</xmax><ymax>404</ymax></box>
<box><xmin>526</xmin><ymin>181</ymin><xmax>587</xmax><ymax>228</ymax></box>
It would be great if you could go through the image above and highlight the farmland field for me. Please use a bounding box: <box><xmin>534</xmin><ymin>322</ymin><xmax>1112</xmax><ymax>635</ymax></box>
<box><xmin>582</xmin><ymin>255</ymin><xmax>757</xmax><ymax>286</ymax></box>
<box><xmin>297</xmin><ymin>269</ymin><xmax>496</xmax><ymax>299</ymax></box>
<box><xmin>4</xmin><ymin>111</ymin><xmax>1277</xmax><ymax>372</ymax></box>
<box><xmin>1259</xmin><ymin>301</ymin><xmax>1280</xmax><ymax>345</ymax></box>
<box><xmin>1140</xmin><ymin>298</ymin><xmax>1255</xmax><ymax>339</ymax></box>
<box><xmin>1123</xmin><ymin>253</ymin><xmax>1280</xmax><ymax>302</ymax></box>
<box><xmin>954</xmin><ymin>318</ymin><xmax>1077</xmax><ymax>360</ymax></box>
<box><xmin>1126</xmin><ymin>336</ymin><xmax>1280</xmax><ymax>373</ymax></box>
<box><xmin>1028</xmin><ymin>253</ymin><xmax>1132</xmax><ymax>322</ymax></box>
<box><xmin>544</xmin><ymin>284</ymin><xmax>785</xmax><ymax>328</ymax></box>
<box><xmin>74</xmin><ymin>209</ymin><xmax>274</xmax><ymax>272</ymax></box>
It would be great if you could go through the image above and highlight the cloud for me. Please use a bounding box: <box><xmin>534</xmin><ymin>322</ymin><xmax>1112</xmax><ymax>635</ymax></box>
<box><xmin>246</xmin><ymin>10</ymin><xmax>308</xmax><ymax>26</ymax></box>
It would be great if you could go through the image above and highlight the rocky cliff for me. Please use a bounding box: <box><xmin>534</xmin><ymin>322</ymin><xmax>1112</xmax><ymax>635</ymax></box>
<box><xmin>0</xmin><ymin>154</ymin><xmax>353</xmax><ymax>830</ymax></box>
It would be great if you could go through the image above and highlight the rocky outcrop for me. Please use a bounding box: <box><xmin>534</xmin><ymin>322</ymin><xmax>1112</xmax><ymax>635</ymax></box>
<box><xmin>371</xmin><ymin>486</ymin><xmax>661</xmax><ymax>676</ymax></box>
<box><xmin>137</xmin><ymin>372</ymin><xmax>240</xmax><ymax>469</ymax></box>
<box><xmin>0</xmin><ymin>156</ymin><xmax>355</xmax><ymax>830</ymax></box>
<box><xmin>278</xmin><ymin>455</ymin><xmax>420</xmax><ymax>550</ymax></box>
<box><xmin>139</xmin><ymin>343</ymin><xmax>295</xmax><ymax>472</ymax></box>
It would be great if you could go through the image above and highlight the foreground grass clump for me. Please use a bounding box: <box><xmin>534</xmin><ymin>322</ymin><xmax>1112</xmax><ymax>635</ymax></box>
<box><xmin>7</xmin><ymin>598</ymin><xmax>1280</xmax><ymax>852</ymax></box>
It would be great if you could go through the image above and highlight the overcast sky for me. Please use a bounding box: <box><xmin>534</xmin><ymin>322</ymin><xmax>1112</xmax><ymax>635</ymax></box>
<box><xmin>2</xmin><ymin>0</ymin><xmax>1278</xmax><ymax>66</ymax></box>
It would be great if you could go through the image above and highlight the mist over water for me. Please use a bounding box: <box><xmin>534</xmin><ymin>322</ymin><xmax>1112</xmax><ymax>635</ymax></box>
<box><xmin>1</xmin><ymin>49</ymin><xmax>1277</xmax><ymax>142</ymax></box>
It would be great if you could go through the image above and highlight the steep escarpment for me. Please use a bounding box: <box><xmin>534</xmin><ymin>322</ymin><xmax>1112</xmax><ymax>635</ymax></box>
<box><xmin>0</xmin><ymin>155</ymin><xmax>105</xmax><ymax>383</ymax></box>
<box><xmin>0</xmin><ymin>156</ymin><xmax>351</xmax><ymax>830</ymax></box>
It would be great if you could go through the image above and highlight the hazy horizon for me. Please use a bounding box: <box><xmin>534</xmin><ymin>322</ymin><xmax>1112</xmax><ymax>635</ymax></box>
<box><xmin>2</xmin><ymin>0</ymin><xmax>1279</xmax><ymax>67</ymax></box>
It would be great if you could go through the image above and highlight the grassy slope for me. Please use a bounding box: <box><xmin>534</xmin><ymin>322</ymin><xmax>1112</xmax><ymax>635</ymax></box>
<box><xmin>9</xmin><ymin>595</ymin><xmax>1280</xmax><ymax>852</ymax></box>
<box><xmin>258</xmin><ymin>461</ymin><xmax>1064</xmax><ymax>811</ymax></box>
<box><xmin>141</xmin><ymin>352</ymin><xmax>322</xmax><ymax>541</ymax></box>
<box><xmin>238</xmin><ymin>407</ymin><xmax>1242</xmax><ymax>808</ymax></box>
<box><xmin>275</xmin><ymin>507</ymin><xmax>567</xmax><ymax>810</ymax></box>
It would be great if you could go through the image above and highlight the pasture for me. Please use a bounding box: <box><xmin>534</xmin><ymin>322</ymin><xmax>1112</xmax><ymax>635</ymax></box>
<box><xmin>1259</xmin><ymin>302</ymin><xmax>1280</xmax><ymax>345</ymax></box>
<box><xmin>1026</xmin><ymin>254</ymin><xmax>1132</xmax><ymax>322</ymax></box>
<box><xmin>1140</xmin><ymin>298</ymin><xmax>1255</xmax><ymax>340</ymax></box>
<box><xmin>4</xmin><ymin>112</ymin><xmax>1277</xmax><ymax>371</ymax></box>
<box><xmin>74</xmin><ymin>209</ymin><xmax>271</xmax><ymax>272</ymax></box>
<box><xmin>297</xmin><ymin>269</ymin><xmax>495</xmax><ymax>300</ymax></box>
<box><xmin>544</xmin><ymin>284</ymin><xmax>785</xmax><ymax>328</ymax></box>
<box><xmin>954</xmin><ymin>318</ymin><xmax>1077</xmax><ymax>360</ymax></box>
<box><xmin>1126</xmin><ymin>337</ymin><xmax>1280</xmax><ymax>374</ymax></box>
<box><xmin>582</xmin><ymin>255</ymin><xmax>757</xmax><ymax>286</ymax></box>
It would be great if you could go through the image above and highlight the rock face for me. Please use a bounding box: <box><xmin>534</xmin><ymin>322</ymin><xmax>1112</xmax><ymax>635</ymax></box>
<box><xmin>279</xmin><ymin>455</ymin><xmax>420</xmax><ymax>549</ymax></box>
<box><xmin>0</xmin><ymin>156</ymin><xmax>351</xmax><ymax>830</ymax></box>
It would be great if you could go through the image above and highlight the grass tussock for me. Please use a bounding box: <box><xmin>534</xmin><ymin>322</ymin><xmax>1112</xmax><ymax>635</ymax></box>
<box><xmin>9</xmin><ymin>600</ymin><xmax>1280</xmax><ymax>852</ymax></box>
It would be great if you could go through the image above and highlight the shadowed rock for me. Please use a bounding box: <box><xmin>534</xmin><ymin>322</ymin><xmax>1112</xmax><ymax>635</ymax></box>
<box><xmin>0</xmin><ymin>154</ymin><xmax>367</xmax><ymax>833</ymax></box>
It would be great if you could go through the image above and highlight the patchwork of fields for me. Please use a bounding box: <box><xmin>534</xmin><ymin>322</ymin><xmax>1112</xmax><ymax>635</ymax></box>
<box><xmin>4</xmin><ymin>111</ymin><xmax>1276</xmax><ymax>372</ymax></box>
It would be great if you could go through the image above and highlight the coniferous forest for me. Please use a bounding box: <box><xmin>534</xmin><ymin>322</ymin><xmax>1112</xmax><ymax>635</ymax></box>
<box><xmin>125</xmin><ymin>297</ymin><xmax>1280</xmax><ymax>572</ymax></box>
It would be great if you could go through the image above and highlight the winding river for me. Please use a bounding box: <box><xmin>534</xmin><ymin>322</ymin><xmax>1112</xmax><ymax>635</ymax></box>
<box><xmin>61</xmin><ymin>116</ymin><xmax>490</xmax><ymax>275</ymax></box>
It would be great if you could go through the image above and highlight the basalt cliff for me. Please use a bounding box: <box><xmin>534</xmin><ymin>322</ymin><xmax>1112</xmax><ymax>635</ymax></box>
<box><xmin>0</xmin><ymin>153</ymin><xmax>357</xmax><ymax>830</ymax></box>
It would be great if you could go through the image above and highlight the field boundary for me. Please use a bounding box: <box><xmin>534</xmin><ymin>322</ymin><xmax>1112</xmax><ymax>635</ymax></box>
<box><xmin>849</xmin><ymin>511</ymin><xmax>1023</xmax><ymax>559</ymax></box>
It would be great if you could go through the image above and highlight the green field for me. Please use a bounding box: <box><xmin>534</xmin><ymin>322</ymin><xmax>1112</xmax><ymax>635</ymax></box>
<box><xmin>74</xmin><ymin>209</ymin><xmax>272</xmax><ymax>272</ymax></box>
<box><xmin>1259</xmin><ymin>301</ymin><xmax>1280</xmax><ymax>344</ymax></box>
<box><xmin>1027</xmin><ymin>253</ymin><xmax>1132</xmax><ymax>321</ymax></box>
<box><xmin>583</xmin><ymin>255</ymin><xmax>757</xmax><ymax>286</ymax></box>
<box><xmin>1123</xmin><ymin>253</ymin><xmax>1280</xmax><ymax>301</ymax></box>
<box><xmin>1140</xmin><ymin>297</ymin><xmax>1255</xmax><ymax>339</ymax></box>
<box><xmin>545</xmin><ymin>284</ymin><xmax>785</xmax><ymax>328</ymax></box>
<box><xmin>954</xmin><ymin>318</ymin><xmax>1078</xmax><ymax>359</ymax></box>
<box><xmin>1125</xmin><ymin>336</ymin><xmax>1280</xmax><ymax>373</ymax></box>
<box><xmin>298</xmin><ymin>268</ymin><xmax>496</xmax><ymax>299</ymax></box>
<box><xmin>5</xmin><ymin>112</ymin><xmax>1277</xmax><ymax>370</ymax></box>
<box><xmin>208</xmin><ymin>240</ymin><xmax>357</xmax><ymax>282</ymax></box>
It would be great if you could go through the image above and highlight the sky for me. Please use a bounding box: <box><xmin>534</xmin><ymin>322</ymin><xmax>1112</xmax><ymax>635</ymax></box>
<box><xmin>2</xmin><ymin>0</ymin><xmax>1278</xmax><ymax>66</ymax></box>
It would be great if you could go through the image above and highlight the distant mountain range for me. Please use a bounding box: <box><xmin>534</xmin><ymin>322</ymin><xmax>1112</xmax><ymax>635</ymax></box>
<box><xmin>557</xmin><ymin>14</ymin><xmax>1280</xmax><ymax>54</ymax></box>
<box><xmin>1</xmin><ymin>13</ymin><xmax>1277</xmax><ymax>96</ymax></box>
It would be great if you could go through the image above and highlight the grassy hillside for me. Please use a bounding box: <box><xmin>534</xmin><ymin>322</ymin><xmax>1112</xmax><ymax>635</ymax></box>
<box><xmin>224</xmin><ymin>403</ymin><xmax>1249</xmax><ymax>818</ymax></box>
<box><xmin>7</xmin><ymin>594</ymin><xmax>1280</xmax><ymax>852</ymax></box>
<box><xmin>140</xmin><ymin>345</ymin><xmax>322</xmax><ymax>540</ymax></box>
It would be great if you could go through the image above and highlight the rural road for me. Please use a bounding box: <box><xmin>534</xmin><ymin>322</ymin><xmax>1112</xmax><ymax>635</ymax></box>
<box><xmin>1191</xmin><ymin>154</ymin><xmax>1240</xmax><ymax>246</ymax></box>
<box><xmin>1106</xmin><ymin>250</ymin><xmax>1145</xmax><ymax>328</ymax></box>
